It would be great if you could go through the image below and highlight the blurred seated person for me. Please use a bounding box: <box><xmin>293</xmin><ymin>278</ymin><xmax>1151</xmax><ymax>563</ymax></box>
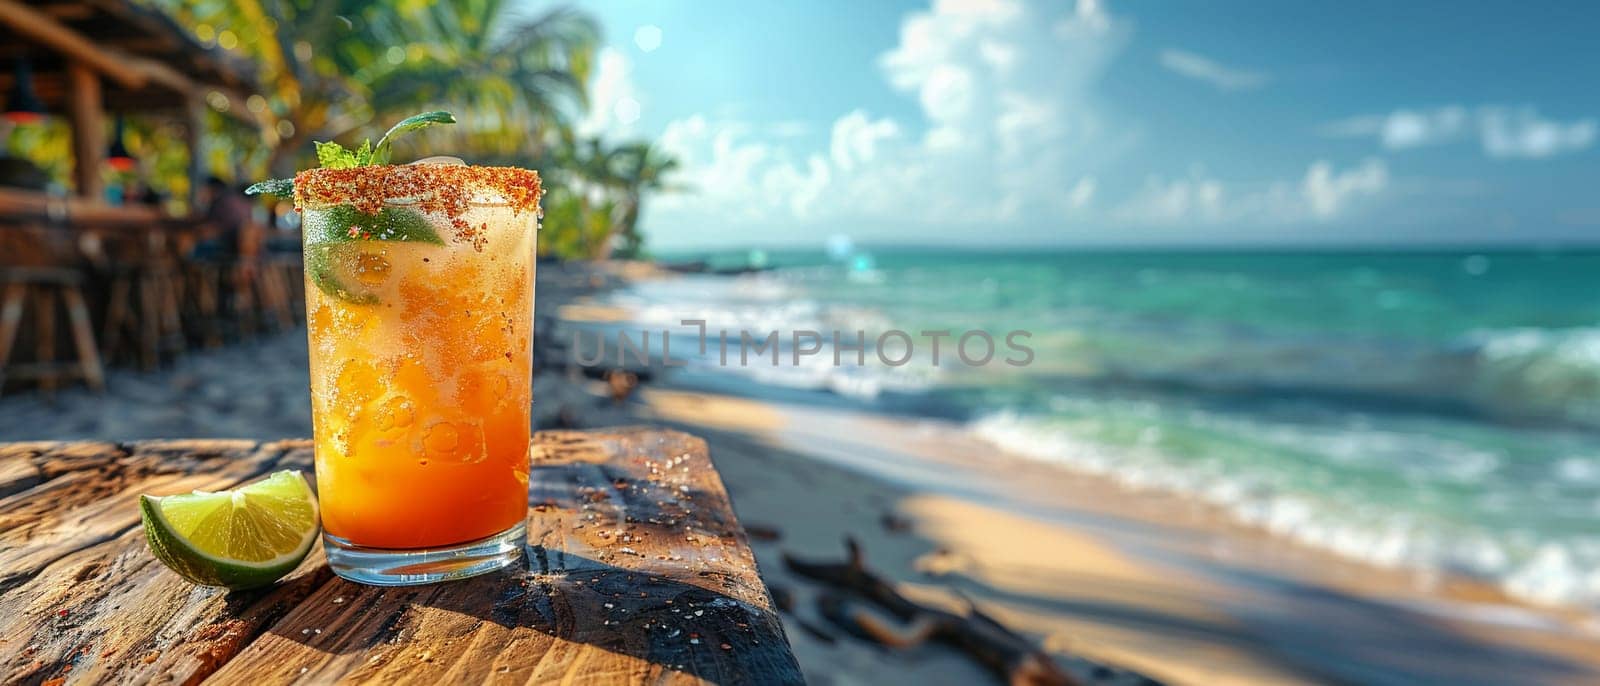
<box><xmin>192</xmin><ymin>177</ymin><xmax>265</xmax><ymax>304</ymax></box>
<box><xmin>192</xmin><ymin>176</ymin><xmax>262</xmax><ymax>263</ymax></box>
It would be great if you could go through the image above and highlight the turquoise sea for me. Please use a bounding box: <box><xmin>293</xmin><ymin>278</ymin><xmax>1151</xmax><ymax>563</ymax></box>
<box><xmin>606</xmin><ymin>247</ymin><xmax>1600</xmax><ymax>610</ymax></box>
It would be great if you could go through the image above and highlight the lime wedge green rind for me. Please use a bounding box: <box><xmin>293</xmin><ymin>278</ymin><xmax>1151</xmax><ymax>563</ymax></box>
<box><xmin>141</xmin><ymin>470</ymin><xmax>320</xmax><ymax>590</ymax></box>
<box><xmin>302</xmin><ymin>205</ymin><xmax>440</xmax><ymax>305</ymax></box>
<box><xmin>305</xmin><ymin>205</ymin><xmax>442</xmax><ymax>246</ymax></box>
<box><xmin>305</xmin><ymin>244</ymin><xmax>379</xmax><ymax>306</ymax></box>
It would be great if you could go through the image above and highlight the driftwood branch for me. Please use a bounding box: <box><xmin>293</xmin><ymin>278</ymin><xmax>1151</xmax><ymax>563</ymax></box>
<box><xmin>784</xmin><ymin>538</ymin><xmax>1081</xmax><ymax>686</ymax></box>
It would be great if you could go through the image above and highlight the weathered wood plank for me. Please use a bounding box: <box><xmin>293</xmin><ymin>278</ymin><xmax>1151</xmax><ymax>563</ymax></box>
<box><xmin>208</xmin><ymin>428</ymin><xmax>803</xmax><ymax>685</ymax></box>
<box><xmin>0</xmin><ymin>440</ymin><xmax>326</xmax><ymax>685</ymax></box>
<box><xmin>0</xmin><ymin>441</ymin><xmax>123</xmax><ymax>486</ymax></box>
<box><xmin>0</xmin><ymin>441</ymin><xmax>271</xmax><ymax>590</ymax></box>
<box><xmin>0</xmin><ymin>457</ymin><xmax>43</xmax><ymax>500</ymax></box>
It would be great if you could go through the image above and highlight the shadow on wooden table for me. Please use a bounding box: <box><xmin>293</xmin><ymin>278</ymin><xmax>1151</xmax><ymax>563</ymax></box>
<box><xmin>203</xmin><ymin>428</ymin><xmax>805</xmax><ymax>684</ymax></box>
<box><xmin>219</xmin><ymin>550</ymin><xmax>798</xmax><ymax>684</ymax></box>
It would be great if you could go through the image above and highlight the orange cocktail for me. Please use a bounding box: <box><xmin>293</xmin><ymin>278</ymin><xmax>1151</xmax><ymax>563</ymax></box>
<box><xmin>297</xmin><ymin>162</ymin><xmax>540</xmax><ymax>585</ymax></box>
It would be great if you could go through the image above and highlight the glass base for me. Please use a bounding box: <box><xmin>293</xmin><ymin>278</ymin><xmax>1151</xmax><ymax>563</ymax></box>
<box><xmin>324</xmin><ymin>521</ymin><xmax>526</xmax><ymax>586</ymax></box>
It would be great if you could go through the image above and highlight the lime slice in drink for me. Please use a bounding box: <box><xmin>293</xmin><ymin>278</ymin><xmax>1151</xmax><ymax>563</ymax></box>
<box><xmin>303</xmin><ymin>204</ymin><xmax>443</xmax><ymax>305</ymax></box>
<box><xmin>140</xmin><ymin>470</ymin><xmax>320</xmax><ymax>590</ymax></box>
<box><xmin>306</xmin><ymin>243</ymin><xmax>382</xmax><ymax>305</ymax></box>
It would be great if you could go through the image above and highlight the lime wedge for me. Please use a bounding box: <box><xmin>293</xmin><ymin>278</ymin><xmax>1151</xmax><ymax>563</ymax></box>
<box><xmin>141</xmin><ymin>470</ymin><xmax>320</xmax><ymax>590</ymax></box>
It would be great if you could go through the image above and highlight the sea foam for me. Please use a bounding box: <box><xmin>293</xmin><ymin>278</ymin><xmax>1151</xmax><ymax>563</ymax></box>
<box><xmin>969</xmin><ymin>410</ymin><xmax>1600</xmax><ymax>612</ymax></box>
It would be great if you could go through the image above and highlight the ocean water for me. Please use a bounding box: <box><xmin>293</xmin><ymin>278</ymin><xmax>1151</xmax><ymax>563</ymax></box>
<box><xmin>606</xmin><ymin>248</ymin><xmax>1600</xmax><ymax>610</ymax></box>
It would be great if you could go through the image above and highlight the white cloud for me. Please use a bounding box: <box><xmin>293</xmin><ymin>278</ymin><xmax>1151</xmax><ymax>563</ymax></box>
<box><xmin>1303</xmin><ymin>158</ymin><xmax>1388</xmax><ymax>219</ymax></box>
<box><xmin>643</xmin><ymin>0</ymin><xmax>1416</xmax><ymax>246</ymax></box>
<box><xmin>648</xmin><ymin>0</ymin><xmax>1131</xmax><ymax>242</ymax></box>
<box><xmin>1158</xmin><ymin>49</ymin><xmax>1268</xmax><ymax>92</ymax></box>
<box><xmin>1480</xmin><ymin>108</ymin><xmax>1597</xmax><ymax>159</ymax></box>
<box><xmin>830</xmin><ymin>111</ymin><xmax>900</xmax><ymax>172</ymax></box>
<box><xmin>1066</xmin><ymin>176</ymin><xmax>1096</xmax><ymax>209</ymax></box>
<box><xmin>1116</xmin><ymin>159</ymin><xmax>1388</xmax><ymax>225</ymax></box>
<box><xmin>1322</xmin><ymin>105</ymin><xmax>1596</xmax><ymax>159</ymax></box>
<box><xmin>654</xmin><ymin>116</ymin><xmax>833</xmax><ymax>221</ymax></box>
<box><xmin>1116</xmin><ymin>170</ymin><xmax>1226</xmax><ymax>224</ymax></box>
<box><xmin>577</xmin><ymin>48</ymin><xmax>640</xmax><ymax>138</ymax></box>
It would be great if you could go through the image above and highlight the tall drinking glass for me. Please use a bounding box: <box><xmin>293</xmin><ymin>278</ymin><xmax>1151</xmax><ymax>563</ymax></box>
<box><xmin>296</xmin><ymin>163</ymin><xmax>541</xmax><ymax>585</ymax></box>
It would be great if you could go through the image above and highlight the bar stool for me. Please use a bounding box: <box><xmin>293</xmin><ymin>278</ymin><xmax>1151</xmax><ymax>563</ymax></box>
<box><xmin>228</xmin><ymin>222</ymin><xmax>296</xmax><ymax>336</ymax></box>
<box><xmin>100</xmin><ymin>230</ymin><xmax>184</xmax><ymax>369</ymax></box>
<box><xmin>182</xmin><ymin>259</ymin><xmax>226</xmax><ymax>347</ymax></box>
<box><xmin>0</xmin><ymin>266</ymin><xmax>106</xmax><ymax>395</ymax></box>
<box><xmin>259</xmin><ymin>256</ymin><xmax>298</xmax><ymax>328</ymax></box>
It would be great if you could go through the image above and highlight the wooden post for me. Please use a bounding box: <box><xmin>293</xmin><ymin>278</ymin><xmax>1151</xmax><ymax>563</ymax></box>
<box><xmin>66</xmin><ymin>62</ymin><xmax>105</xmax><ymax>201</ymax></box>
<box><xmin>185</xmin><ymin>92</ymin><xmax>206</xmax><ymax>213</ymax></box>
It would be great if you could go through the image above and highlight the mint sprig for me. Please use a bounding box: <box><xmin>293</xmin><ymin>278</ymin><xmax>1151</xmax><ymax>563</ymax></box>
<box><xmin>249</xmin><ymin>110</ymin><xmax>459</xmax><ymax>304</ymax></box>
<box><xmin>244</xmin><ymin>110</ymin><xmax>457</xmax><ymax>197</ymax></box>
<box><xmin>372</xmin><ymin>111</ymin><xmax>455</xmax><ymax>165</ymax></box>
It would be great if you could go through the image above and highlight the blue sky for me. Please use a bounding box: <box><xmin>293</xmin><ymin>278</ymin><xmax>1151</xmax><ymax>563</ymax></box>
<box><xmin>530</xmin><ymin>0</ymin><xmax>1600</xmax><ymax>249</ymax></box>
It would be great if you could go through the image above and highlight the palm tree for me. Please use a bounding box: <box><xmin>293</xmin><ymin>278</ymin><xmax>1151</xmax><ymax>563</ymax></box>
<box><xmin>360</xmin><ymin>1</ymin><xmax>597</xmax><ymax>160</ymax></box>
<box><xmin>601</xmin><ymin>142</ymin><xmax>679</xmax><ymax>259</ymax></box>
<box><xmin>161</xmin><ymin>0</ymin><xmax>596</xmax><ymax>174</ymax></box>
<box><xmin>160</xmin><ymin>1</ymin><xmax>678</xmax><ymax>260</ymax></box>
<box><xmin>537</xmin><ymin>187</ymin><xmax>615</xmax><ymax>259</ymax></box>
<box><xmin>160</xmin><ymin>0</ymin><xmax>386</xmax><ymax>176</ymax></box>
<box><xmin>546</xmin><ymin>137</ymin><xmax>678</xmax><ymax>260</ymax></box>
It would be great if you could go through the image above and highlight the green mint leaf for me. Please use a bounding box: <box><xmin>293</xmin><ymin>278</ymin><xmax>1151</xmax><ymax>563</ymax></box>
<box><xmin>353</xmin><ymin>139</ymin><xmax>373</xmax><ymax>166</ymax></box>
<box><xmin>244</xmin><ymin>178</ymin><xmax>295</xmax><ymax>197</ymax></box>
<box><xmin>315</xmin><ymin>141</ymin><xmax>359</xmax><ymax>169</ymax></box>
<box><xmin>371</xmin><ymin>111</ymin><xmax>455</xmax><ymax>165</ymax></box>
<box><xmin>247</xmin><ymin>110</ymin><xmax>459</xmax><ymax>258</ymax></box>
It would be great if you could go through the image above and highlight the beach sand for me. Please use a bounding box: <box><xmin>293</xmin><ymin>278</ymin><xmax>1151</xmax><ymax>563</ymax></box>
<box><xmin>628</xmin><ymin>385</ymin><xmax>1600</xmax><ymax>686</ymax></box>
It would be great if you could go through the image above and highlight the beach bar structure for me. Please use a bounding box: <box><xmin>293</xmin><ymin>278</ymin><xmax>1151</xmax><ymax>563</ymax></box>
<box><xmin>0</xmin><ymin>0</ymin><xmax>261</xmax><ymax>206</ymax></box>
<box><xmin>1</xmin><ymin>0</ymin><xmax>284</xmax><ymax>391</ymax></box>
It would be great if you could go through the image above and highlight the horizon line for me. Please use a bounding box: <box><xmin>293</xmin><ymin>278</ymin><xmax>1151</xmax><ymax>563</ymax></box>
<box><xmin>646</xmin><ymin>240</ymin><xmax>1600</xmax><ymax>256</ymax></box>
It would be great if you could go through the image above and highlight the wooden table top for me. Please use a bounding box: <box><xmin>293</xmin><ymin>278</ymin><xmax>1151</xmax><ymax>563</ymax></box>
<box><xmin>0</xmin><ymin>428</ymin><xmax>803</xmax><ymax>685</ymax></box>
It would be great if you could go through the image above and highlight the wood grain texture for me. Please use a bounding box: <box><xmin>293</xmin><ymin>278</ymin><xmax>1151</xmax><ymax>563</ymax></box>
<box><xmin>0</xmin><ymin>440</ymin><xmax>327</xmax><ymax>685</ymax></box>
<box><xmin>0</xmin><ymin>429</ymin><xmax>800</xmax><ymax>685</ymax></box>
